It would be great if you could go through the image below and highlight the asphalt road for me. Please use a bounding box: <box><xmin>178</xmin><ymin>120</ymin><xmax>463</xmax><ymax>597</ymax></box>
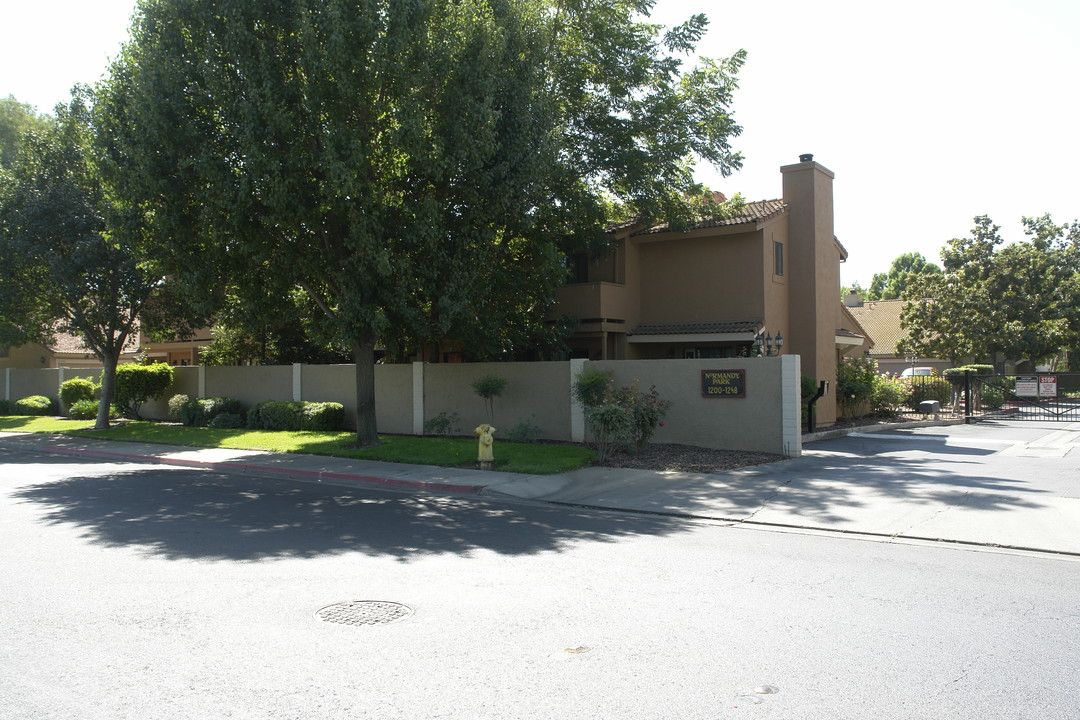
<box><xmin>2</xmin><ymin>448</ymin><xmax>1078</xmax><ymax>719</ymax></box>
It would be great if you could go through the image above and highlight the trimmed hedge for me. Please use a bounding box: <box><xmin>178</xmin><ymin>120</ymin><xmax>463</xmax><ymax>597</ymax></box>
<box><xmin>906</xmin><ymin>377</ymin><xmax>952</xmax><ymax>409</ymax></box>
<box><xmin>14</xmin><ymin>395</ymin><xmax>57</xmax><ymax>416</ymax></box>
<box><xmin>173</xmin><ymin>395</ymin><xmax>243</xmax><ymax>427</ymax></box>
<box><xmin>247</xmin><ymin>400</ymin><xmax>344</xmax><ymax>431</ymax></box>
<box><xmin>0</xmin><ymin>399</ymin><xmax>13</xmax><ymax>415</ymax></box>
<box><xmin>112</xmin><ymin>362</ymin><xmax>174</xmax><ymax>418</ymax></box>
<box><xmin>943</xmin><ymin>364</ymin><xmax>995</xmax><ymax>381</ymax></box>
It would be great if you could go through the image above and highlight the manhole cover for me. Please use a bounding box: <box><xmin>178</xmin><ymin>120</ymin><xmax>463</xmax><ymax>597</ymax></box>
<box><xmin>314</xmin><ymin>601</ymin><xmax>414</xmax><ymax>626</ymax></box>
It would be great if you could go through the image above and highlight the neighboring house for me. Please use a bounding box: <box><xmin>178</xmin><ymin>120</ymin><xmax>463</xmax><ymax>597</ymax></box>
<box><xmin>843</xmin><ymin>296</ymin><xmax>950</xmax><ymax>375</ymax></box>
<box><xmin>556</xmin><ymin>154</ymin><xmax>869</xmax><ymax>423</ymax></box>
<box><xmin>141</xmin><ymin>328</ymin><xmax>214</xmax><ymax>367</ymax></box>
<box><xmin>0</xmin><ymin>329</ymin><xmax>141</xmax><ymax>370</ymax></box>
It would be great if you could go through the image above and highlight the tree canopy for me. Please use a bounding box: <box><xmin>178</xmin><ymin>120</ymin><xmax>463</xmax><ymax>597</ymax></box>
<box><xmin>866</xmin><ymin>252</ymin><xmax>941</xmax><ymax>301</ymax></box>
<box><xmin>100</xmin><ymin>0</ymin><xmax>746</xmax><ymax>445</ymax></box>
<box><xmin>0</xmin><ymin>95</ymin><xmax>50</xmax><ymax>170</ymax></box>
<box><xmin>0</xmin><ymin>88</ymin><xmax>169</xmax><ymax>428</ymax></box>
<box><xmin>900</xmin><ymin>215</ymin><xmax>1080</xmax><ymax>367</ymax></box>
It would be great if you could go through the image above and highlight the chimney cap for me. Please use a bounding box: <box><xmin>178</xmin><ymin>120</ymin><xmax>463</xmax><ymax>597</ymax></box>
<box><xmin>799</xmin><ymin>153</ymin><xmax>814</xmax><ymax>163</ymax></box>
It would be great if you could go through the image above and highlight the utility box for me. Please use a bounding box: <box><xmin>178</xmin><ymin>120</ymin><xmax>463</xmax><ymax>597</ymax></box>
<box><xmin>919</xmin><ymin>400</ymin><xmax>941</xmax><ymax>417</ymax></box>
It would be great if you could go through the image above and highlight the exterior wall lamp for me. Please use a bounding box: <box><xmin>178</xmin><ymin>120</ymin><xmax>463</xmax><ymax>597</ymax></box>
<box><xmin>751</xmin><ymin>330</ymin><xmax>786</xmax><ymax>356</ymax></box>
<box><xmin>754</xmin><ymin>330</ymin><xmax>784</xmax><ymax>357</ymax></box>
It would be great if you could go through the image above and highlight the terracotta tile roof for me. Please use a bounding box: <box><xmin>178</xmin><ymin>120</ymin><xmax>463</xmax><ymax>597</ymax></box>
<box><xmin>846</xmin><ymin>300</ymin><xmax>907</xmax><ymax>354</ymax></box>
<box><xmin>629</xmin><ymin>320</ymin><xmax>762</xmax><ymax>336</ymax></box>
<box><xmin>45</xmin><ymin>328</ymin><xmax>140</xmax><ymax>356</ymax></box>
<box><xmin>632</xmin><ymin>199</ymin><xmax>788</xmax><ymax>236</ymax></box>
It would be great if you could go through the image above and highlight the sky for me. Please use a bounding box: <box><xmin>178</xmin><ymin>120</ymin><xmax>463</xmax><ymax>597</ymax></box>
<box><xmin>3</xmin><ymin>0</ymin><xmax>1078</xmax><ymax>287</ymax></box>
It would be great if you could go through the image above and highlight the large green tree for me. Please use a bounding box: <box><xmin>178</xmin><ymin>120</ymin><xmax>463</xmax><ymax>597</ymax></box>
<box><xmin>0</xmin><ymin>95</ymin><xmax>50</xmax><ymax>170</ymax></box>
<box><xmin>100</xmin><ymin>0</ymin><xmax>746</xmax><ymax>446</ymax></box>
<box><xmin>867</xmin><ymin>252</ymin><xmax>941</xmax><ymax>301</ymax></box>
<box><xmin>986</xmin><ymin>215</ymin><xmax>1080</xmax><ymax>368</ymax></box>
<box><xmin>0</xmin><ymin>89</ymin><xmax>169</xmax><ymax>428</ymax></box>
<box><xmin>900</xmin><ymin>215</ymin><xmax>1080</xmax><ymax>366</ymax></box>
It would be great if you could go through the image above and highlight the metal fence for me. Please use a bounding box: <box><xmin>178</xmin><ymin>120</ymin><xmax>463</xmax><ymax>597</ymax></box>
<box><xmin>966</xmin><ymin>373</ymin><xmax>1080</xmax><ymax>422</ymax></box>
<box><xmin>886</xmin><ymin>372</ymin><xmax>1080</xmax><ymax>422</ymax></box>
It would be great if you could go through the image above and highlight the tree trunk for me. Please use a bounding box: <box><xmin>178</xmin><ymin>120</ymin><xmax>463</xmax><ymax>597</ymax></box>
<box><xmin>353</xmin><ymin>336</ymin><xmax>379</xmax><ymax>447</ymax></box>
<box><xmin>96</xmin><ymin>351</ymin><xmax>120</xmax><ymax>430</ymax></box>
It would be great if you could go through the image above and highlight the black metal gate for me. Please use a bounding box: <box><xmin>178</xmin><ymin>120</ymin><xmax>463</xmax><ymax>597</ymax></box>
<box><xmin>965</xmin><ymin>372</ymin><xmax>1080</xmax><ymax>422</ymax></box>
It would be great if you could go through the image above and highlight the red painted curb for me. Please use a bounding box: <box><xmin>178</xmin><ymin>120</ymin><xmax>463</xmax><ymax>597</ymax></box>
<box><xmin>31</xmin><ymin>442</ymin><xmax>485</xmax><ymax>495</ymax></box>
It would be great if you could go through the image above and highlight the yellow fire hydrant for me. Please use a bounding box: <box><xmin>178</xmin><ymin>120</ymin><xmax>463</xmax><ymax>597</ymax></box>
<box><xmin>475</xmin><ymin>424</ymin><xmax>496</xmax><ymax>468</ymax></box>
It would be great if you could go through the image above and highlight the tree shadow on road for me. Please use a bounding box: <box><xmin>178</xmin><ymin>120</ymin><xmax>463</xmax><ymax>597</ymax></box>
<box><xmin>563</xmin><ymin>452</ymin><xmax>1052</xmax><ymax>524</ymax></box>
<box><xmin>8</xmin><ymin>463</ymin><xmax>691</xmax><ymax>562</ymax></box>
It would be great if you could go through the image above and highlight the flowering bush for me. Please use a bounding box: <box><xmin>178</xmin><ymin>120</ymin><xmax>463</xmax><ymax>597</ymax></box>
<box><xmin>574</xmin><ymin>370</ymin><xmax>672</xmax><ymax>461</ymax></box>
<box><xmin>872</xmin><ymin>374</ymin><xmax>913</xmax><ymax>416</ymax></box>
<box><xmin>613</xmin><ymin>382</ymin><xmax>672</xmax><ymax>450</ymax></box>
<box><xmin>837</xmin><ymin>357</ymin><xmax>915</xmax><ymax>418</ymax></box>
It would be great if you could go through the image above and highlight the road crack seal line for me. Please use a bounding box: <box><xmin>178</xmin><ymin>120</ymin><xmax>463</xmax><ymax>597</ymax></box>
<box><xmin>738</xmin><ymin>477</ymin><xmax>796</xmax><ymax>524</ymax></box>
<box><xmin>893</xmin><ymin>489</ymin><xmax>975</xmax><ymax>540</ymax></box>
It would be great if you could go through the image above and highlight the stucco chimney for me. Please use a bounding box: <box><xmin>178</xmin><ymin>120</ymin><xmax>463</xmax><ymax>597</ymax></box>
<box><xmin>843</xmin><ymin>292</ymin><xmax>863</xmax><ymax>307</ymax></box>
<box><xmin>781</xmin><ymin>155</ymin><xmax>838</xmax><ymax>420</ymax></box>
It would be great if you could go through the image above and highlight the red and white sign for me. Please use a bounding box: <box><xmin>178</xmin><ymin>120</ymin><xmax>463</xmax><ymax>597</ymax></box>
<box><xmin>1039</xmin><ymin>375</ymin><xmax>1057</xmax><ymax>398</ymax></box>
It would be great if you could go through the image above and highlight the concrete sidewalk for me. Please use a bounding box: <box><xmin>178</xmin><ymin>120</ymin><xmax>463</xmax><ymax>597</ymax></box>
<box><xmin>3</xmin><ymin>421</ymin><xmax>1078</xmax><ymax>556</ymax></box>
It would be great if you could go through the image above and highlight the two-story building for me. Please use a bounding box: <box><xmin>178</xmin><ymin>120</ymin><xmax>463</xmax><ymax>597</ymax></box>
<box><xmin>556</xmin><ymin>155</ymin><xmax>868</xmax><ymax>423</ymax></box>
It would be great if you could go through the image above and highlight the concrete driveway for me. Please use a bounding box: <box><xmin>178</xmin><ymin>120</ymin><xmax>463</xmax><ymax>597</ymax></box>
<box><xmin>486</xmin><ymin>420</ymin><xmax>1080</xmax><ymax>555</ymax></box>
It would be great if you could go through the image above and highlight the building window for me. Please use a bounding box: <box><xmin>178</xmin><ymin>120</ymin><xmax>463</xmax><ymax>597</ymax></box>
<box><xmin>0</xmin><ymin>345</ymin><xmax>8</xmax><ymax>358</ymax></box>
<box><xmin>566</xmin><ymin>253</ymin><xmax>589</xmax><ymax>284</ymax></box>
<box><xmin>774</xmin><ymin>241</ymin><xmax>784</xmax><ymax>276</ymax></box>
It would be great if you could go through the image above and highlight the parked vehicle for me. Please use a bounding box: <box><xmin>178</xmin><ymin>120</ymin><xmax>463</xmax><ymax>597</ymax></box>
<box><xmin>900</xmin><ymin>366</ymin><xmax>936</xmax><ymax>378</ymax></box>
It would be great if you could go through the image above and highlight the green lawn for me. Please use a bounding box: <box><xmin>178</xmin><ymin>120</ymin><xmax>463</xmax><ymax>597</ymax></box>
<box><xmin>0</xmin><ymin>416</ymin><xmax>594</xmax><ymax>475</ymax></box>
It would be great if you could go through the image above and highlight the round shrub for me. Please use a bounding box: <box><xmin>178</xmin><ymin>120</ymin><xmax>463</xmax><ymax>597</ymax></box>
<box><xmin>14</xmin><ymin>395</ymin><xmax>56</xmax><ymax>416</ymax></box>
<box><xmin>60</xmin><ymin>378</ymin><xmax>97</xmax><ymax>408</ymax></box>
<box><xmin>208</xmin><ymin>412</ymin><xmax>244</xmax><ymax>429</ymax></box>
<box><xmin>167</xmin><ymin>394</ymin><xmax>189</xmax><ymax>422</ymax></box>
<box><xmin>68</xmin><ymin>399</ymin><xmax>119</xmax><ymax>420</ymax></box>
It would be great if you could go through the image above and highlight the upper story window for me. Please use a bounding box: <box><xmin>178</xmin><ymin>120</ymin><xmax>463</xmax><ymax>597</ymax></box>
<box><xmin>566</xmin><ymin>253</ymin><xmax>590</xmax><ymax>284</ymax></box>
<box><xmin>774</xmin><ymin>241</ymin><xmax>784</xmax><ymax>276</ymax></box>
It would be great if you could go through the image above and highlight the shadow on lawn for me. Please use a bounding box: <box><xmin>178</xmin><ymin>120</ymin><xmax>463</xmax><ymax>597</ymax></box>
<box><xmin>9</xmin><ymin>462</ymin><xmax>687</xmax><ymax>563</ymax></box>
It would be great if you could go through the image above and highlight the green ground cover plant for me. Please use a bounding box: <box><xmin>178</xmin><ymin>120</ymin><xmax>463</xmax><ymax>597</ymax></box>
<box><xmin>0</xmin><ymin>417</ymin><xmax>593</xmax><ymax>474</ymax></box>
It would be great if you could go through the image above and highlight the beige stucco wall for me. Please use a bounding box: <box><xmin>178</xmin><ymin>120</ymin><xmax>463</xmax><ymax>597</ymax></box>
<box><xmin>299</xmin><ymin>364</ymin><xmax>356</xmax><ymax>427</ymax></box>
<box><xmin>137</xmin><ymin>367</ymin><xmax>200</xmax><ymax>421</ymax></box>
<box><xmin>8</xmin><ymin>368</ymin><xmax>60</xmax><ymax>402</ymax></box>
<box><xmin>761</xmin><ymin>217</ymin><xmax>791</xmax><ymax>352</ymax></box>
<box><xmin>374</xmin><ymin>365</ymin><xmax>413</xmax><ymax>434</ymax></box>
<box><xmin>636</xmin><ymin>230</ymin><xmax>764</xmax><ymax>325</ymax></box>
<box><xmin>0</xmin><ymin>343</ymin><xmax>54</xmax><ymax>370</ymax></box>
<box><xmin>5</xmin><ymin>360</ymin><xmax>801</xmax><ymax>454</ymax></box>
<box><xmin>206</xmin><ymin>365</ymin><xmax>293</xmax><ymax>409</ymax></box>
<box><xmin>593</xmin><ymin>357</ymin><xmax>799</xmax><ymax>456</ymax></box>
<box><xmin>424</xmin><ymin>361</ymin><xmax>572</xmax><ymax>440</ymax></box>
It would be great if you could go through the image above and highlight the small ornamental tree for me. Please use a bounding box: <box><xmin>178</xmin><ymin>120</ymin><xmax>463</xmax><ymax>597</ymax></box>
<box><xmin>471</xmin><ymin>374</ymin><xmax>508</xmax><ymax>424</ymax></box>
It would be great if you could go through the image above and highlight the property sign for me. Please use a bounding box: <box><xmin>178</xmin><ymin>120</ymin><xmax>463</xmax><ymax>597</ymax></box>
<box><xmin>701</xmin><ymin>369</ymin><xmax>746</xmax><ymax>398</ymax></box>
<box><xmin>1015</xmin><ymin>376</ymin><xmax>1038</xmax><ymax>397</ymax></box>
<box><xmin>1039</xmin><ymin>375</ymin><xmax>1058</xmax><ymax>398</ymax></box>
